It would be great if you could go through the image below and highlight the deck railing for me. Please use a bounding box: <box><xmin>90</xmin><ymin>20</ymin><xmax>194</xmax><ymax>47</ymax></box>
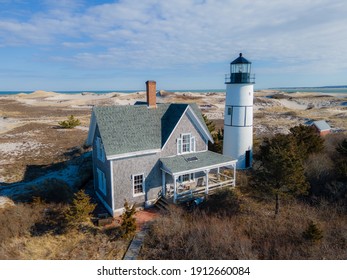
<box><xmin>225</xmin><ymin>73</ymin><xmax>255</xmax><ymax>84</ymax></box>
<box><xmin>167</xmin><ymin>172</ymin><xmax>235</xmax><ymax>202</ymax></box>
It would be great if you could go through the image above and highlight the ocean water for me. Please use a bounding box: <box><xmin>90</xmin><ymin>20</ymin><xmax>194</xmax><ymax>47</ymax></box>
<box><xmin>271</xmin><ymin>87</ymin><xmax>347</xmax><ymax>95</ymax></box>
<box><xmin>0</xmin><ymin>89</ymin><xmax>226</xmax><ymax>96</ymax></box>
<box><xmin>0</xmin><ymin>90</ymin><xmax>136</xmax><ymax>96</ymax></box>
<box><xmin>1</xmin><ymin>87</ymin><xmax>347</xmax><ymax>96</ymax></box>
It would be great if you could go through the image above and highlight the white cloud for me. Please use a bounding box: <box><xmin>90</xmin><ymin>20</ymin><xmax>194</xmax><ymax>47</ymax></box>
<box><xmin>79</xmin><ymin>0</ymin><xmax>347</xmax><ymax>70</ymax></box>
<box><xmin>0</xmin><ymin>0</ymin><xmax>346</xmax><ymax>81</ymax></box>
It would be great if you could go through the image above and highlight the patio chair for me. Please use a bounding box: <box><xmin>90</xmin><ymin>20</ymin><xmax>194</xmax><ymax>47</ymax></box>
<box><xmin>196</xmin><ymin>177</ymin><xmax>204</xmax><ymax>187</ymax></box>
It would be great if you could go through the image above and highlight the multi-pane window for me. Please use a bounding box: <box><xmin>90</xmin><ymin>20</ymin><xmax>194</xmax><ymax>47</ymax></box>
<box><xmin>179</xmin><ymin>173</ymin><xmax>194</xmax><ymax>183</ymax></box>
<box><xmin>133</xmin><ymin>174</ymin><xmax>144</xmax><ymax>195</ymax></box>
<box><xmin>182</xmin><ymin>134</ymin><xmax>190</xmax><ymax>153</ymax></box>
<box><xmin>177</xmin><ymin>133</ymin><xmax>196</xmax><ymax>154</ymax></box>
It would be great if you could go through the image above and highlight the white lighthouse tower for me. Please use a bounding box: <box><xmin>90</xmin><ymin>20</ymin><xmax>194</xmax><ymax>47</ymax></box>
<box><xmin>223</xmin><ymin>53</ymin><xmax>254</xmax><ymax>169</ymax></box>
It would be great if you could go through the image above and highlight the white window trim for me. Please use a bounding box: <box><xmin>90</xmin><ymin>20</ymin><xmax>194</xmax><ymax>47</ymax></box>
<box><xmin>177</xmin><ymin>138</ymin><xmax>182</xmax><ymax>155</ymax></box>
<box><xmin>96</xmin><ymin>168</ymin><xmax>106</xmax><ymax>196</ymax></box>
<box><xmin>132</xmin><ymin>173</ymin><xmax>145</xmax><ymax>197</ymax></box>
<box><xmin>191</xmin><ymin>135</ymin><xmax>196</xmax><ymax>152</ymax></box>
<box><xmin>177</xmin><ymin>133</ymin><xmax>196</xmax><ymax>155</ymax></box>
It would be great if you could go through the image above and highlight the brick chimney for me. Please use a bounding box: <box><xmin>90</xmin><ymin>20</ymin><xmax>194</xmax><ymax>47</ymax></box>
<box><xmin>146</xmin><ymin>80</ymin><xmax>156</xmax><ymax>108</ymax></box>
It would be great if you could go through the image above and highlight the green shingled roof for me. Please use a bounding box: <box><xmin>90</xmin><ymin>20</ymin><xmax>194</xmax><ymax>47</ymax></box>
<box><xmin>93</xmin><ymin>103</ymin><xmax>210</xmax><ymax>157</ymax></box>
<box><xmin>160</xmin><ymin>151</ymin><xmax>236</xmax><ymax>175</ymax></box>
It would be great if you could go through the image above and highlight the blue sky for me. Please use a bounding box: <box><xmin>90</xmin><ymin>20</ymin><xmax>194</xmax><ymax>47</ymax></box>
<box><xmin>0</xmin><ymin>0</ymin><xmax>346</xmax><ymax>91</ymax></box>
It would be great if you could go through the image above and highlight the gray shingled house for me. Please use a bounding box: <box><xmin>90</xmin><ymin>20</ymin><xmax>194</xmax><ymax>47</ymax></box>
<box><xmin>87</xmin><ymin>81</ymin><xmax>237</xmax><ymax>216</ymax></box>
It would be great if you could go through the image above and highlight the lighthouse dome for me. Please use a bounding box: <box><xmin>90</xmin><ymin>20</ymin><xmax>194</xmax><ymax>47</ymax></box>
<box><xmin>226</xmin><ymin>53</ymin><xmax>254</xmax><ymax>84</ymax></box>
<box><xmin>231</xmin><ymin>53</ymin><xmax>251</xmax><ymax>65</ymax></box>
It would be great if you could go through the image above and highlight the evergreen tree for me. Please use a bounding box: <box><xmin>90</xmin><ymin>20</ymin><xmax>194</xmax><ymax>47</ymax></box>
<box><xmin>216</xmin><ymin>128</ymin><xmax>224</xmax><ymax>142</ymax></box>
<box><xmin>203</xmin><ymin>114</ymin><xmax>224</xmax><ymax>153</ymax></box>
<box><xmin>202</xmin><ymin>114</ymin><xmax>216</xmax><ymax>134</ymax></box>
<box><xmin>289</xmin><ymin>124</ymin><xmax>324</xmax><ymax>159</ymax></box>
<box><xmin>253</xmin><ymin>134</ymin><xmax>309</xmax><ymax>215</ymax></box>
<box><xmin>302</xmin><ymin>221</ymin><xmax>323</xmax><ymax>243</ymax></box>
<box><xmin>65</xmin><ymin>190</ymin><xmax>96</xmax><ymax>227</ymax></box>
<box><xmin>209</xmin><ymin>128</ymin><xmax>224</xmax><ymax>154</ymax></box>
<box><xmin>120</xmin><ymin>201</ymin><xmax>137</xmax><ymax>239</ymax></box>
<box><xmin>337</xmin><ymin>139</ymin><xmax>347</xmax><ymax>155</ymax></box>
<box><xmin>59</xmin><ymin>115</ymin><xmax>81</xmax><ymax>129</ymax></box>
<box><xmin>336</xmin><ymin>139</ymin><xmax>347</xmax><ymax>179</ymax></box>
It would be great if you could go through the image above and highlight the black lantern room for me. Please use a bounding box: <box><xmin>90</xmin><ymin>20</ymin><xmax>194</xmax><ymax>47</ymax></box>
<box><xmin>225</xmin><ymin>53</ymin><xmax>254</xmax><ymax>84</ymax></box>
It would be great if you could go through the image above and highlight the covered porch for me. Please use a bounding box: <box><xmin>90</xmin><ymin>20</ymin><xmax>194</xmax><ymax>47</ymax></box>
<box><xmin>160</xmin><ymin>151</ymin><xmax>237</xmax><ymax>203</ymax></box>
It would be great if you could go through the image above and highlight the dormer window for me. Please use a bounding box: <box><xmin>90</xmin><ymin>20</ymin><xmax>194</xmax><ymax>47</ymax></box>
<box><xmin>177</xmin><ymin>133</ymin><xmax>196</xmax><ymax>154</ymax></box>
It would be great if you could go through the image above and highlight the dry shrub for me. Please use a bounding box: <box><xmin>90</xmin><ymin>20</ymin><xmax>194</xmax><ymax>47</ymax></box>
<box><xmin>141</xmin><ymin>199</ymin><xmax>347</xmax><ymax>260</ymax></box>
<box><xmin>305</xmin><ymin>153</ymin><xmax>335</xmax><ymax>192</ymax></box>
<box><xmin>141</xmin><ymin>206</ymin><xmax>254</xmax><ymax>260</ymax></box>
<box><xmin>253</xmin><ymin>112</ymin><xmax>266</xmax><ymax>119</ymax></box>
<box><xmin>241</xmin><ymin>202</ymin><xmax>312</xmax><ymax>259</ymax></box>
<box><xmin>200</xmin><ymin>189</ymin><xmax>241</xmax><ymax>216</ymax></box>
<box><xmin>237</xmin><ymin>171</ymin><xmax>250</xmax><ymax>188</ymax></box>
<box><xmin>324</xmin><ymin>133</ymin><xmax>346</xmax><ymax>156</ymax></box>
<box><xmin>271</xmin><ymin>93</ymin><xmax>288</xmax><ymax>99</ymax></box>
<box><xmin>0</xmin><ymin>200</ymin><xmax>129</xmax><ymax>260</ymax></box>
<box><xmin>0</xmin><ymin>229</ymin><xmax>128</xmax><ymax>260</ymax></box>
<box><xmin>313</xmin><ymin>200</ymin><xmax>347</xmax><ymax>254</ymax></box>
<box><xmin>0</xmin><ymin>202</ymin><xmax>45</xmax><ymax>246</ymax></box>
<box><xmin>282</xmin><ymin>111</ymin><xmax>298</xmax><ymax>118</ymax></box>
<box><xmin>322</xmin><ymin>181</ymin><xmax>347</xmax><ymax>208</ymax></box>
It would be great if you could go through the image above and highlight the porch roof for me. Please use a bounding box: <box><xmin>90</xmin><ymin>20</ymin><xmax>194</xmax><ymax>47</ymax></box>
<box><xmin>160</xmin><ymin>151</ymin><xmax>237</xmax><ymax>176</ymax></box>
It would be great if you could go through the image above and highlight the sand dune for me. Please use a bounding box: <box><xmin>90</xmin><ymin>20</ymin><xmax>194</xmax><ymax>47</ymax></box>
<box><xmin>1</xmin><ymin>89</ymin><xmax>346</xmax><ymax>133</ymax></box>
<box><xmin>17</xmin><ymin>90</ymin><xmax>58</xmax><ymax>98</ymax></box>
<box><xmin>0</xmin><ymin>89</ymin><xmax>346</xmax><ymax>184</ymax></box>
